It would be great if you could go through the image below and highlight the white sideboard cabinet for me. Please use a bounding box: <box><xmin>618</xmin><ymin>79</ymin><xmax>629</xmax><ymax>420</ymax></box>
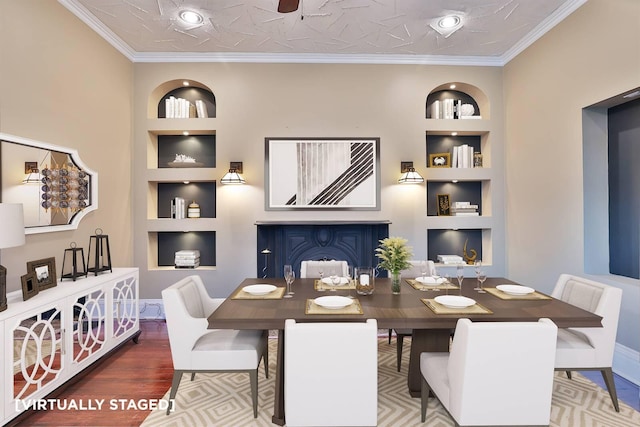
<box><xmin>1</xmin><ymin>268</ymin><xmax>139</xmax><ymax>425</ymax></box>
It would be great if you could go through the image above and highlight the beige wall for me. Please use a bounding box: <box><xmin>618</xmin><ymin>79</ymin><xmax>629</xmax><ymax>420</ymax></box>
<box><xmin>0</xmin><ymin>0</ymin><xmax>133</xmax><ymax>290</ymax></box>
<box><xmin>504</xmin><ymin>0</ymin><xmax>640</xmax><ymax>350</ymax></box>
<box><xmin>133</xmin><ymin>63</ymin><xmax>505</xmax><ymax>299</ymax></box>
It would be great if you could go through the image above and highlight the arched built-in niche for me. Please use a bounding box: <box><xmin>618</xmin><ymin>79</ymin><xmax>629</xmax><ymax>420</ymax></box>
<box><xmin>148</xmin><ymin>79</ymin><xmax>216</xmax><ymax>119</ymax></box>
<box><xmin>426</xmin><ymin>82</ymin><xmax>489</xmax><ymax>120</ymax></box>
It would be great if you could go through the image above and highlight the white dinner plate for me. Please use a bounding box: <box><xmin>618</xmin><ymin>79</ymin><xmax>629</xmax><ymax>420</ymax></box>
<box><xmin>321</xmin><ymin>277</ymin><xmax>349</xmax><ymax>285</ymax></box>
<box><xmin>434</xmin><ymin>295</ymin><xmax>476</xmax><ymax>309</ymax></box>
<box><xmin>314</xmin><ymin>295</ymin><xmax>353</xmax><ymax>309</ymax></box>
<box><xmin>496</xmin><ymin>284</ymin><xmax>535</xmax><ymax>295</ymax></box>
<box><xmin>415</xmin><ymin>276</ymin><xmax>445</xmax><ymax>285</ymax></box>
<box><xmin>242</xmin><ymin>284</ymin><xmax>277</xmax><ymax>296</ymax></box>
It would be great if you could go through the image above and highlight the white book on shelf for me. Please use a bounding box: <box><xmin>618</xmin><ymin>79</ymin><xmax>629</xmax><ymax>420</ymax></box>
<box><xmin>452</xmin><ymin>146</ymin><xmax>458</xmax><ymax>168</ymax></box>
<box><xmin>452</xmin><ymin>212</ymin><xmax>480</xmax><ymax>216</ymax></box>
<box><xmin>461</xmin><ymin>144</ymin><xmax>469</xmax><ymax>168</ymax></box>
<box><xmin>432</xmin><ymin>100</ymin><xmax>441</xmax><ymax>119</ymax></box>
<box><xmin>195</xmin><ymin>99</ymin><xmax>209</xmax><ymax>118</ymax></box>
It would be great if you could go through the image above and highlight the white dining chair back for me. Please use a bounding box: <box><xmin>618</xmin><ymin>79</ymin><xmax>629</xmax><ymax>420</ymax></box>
<box><xmin>552</xmin><ymin>274</ymin><xmax>623</xmax><ymax>411</ymax></box>
<box><xmin>299</xmin><ymin>260</ymin><xmax>349</xmax><ymax>278</ymax></box>
<box><xmin>284</xmin><ymin>319</ymin><xmax>378</xmax><ymax>427</ymax></box>
<box><xmin>420</xmin><ymin>318</ymin><xmax>558</xmax><ymax>426</ymax></box>
<box><xmin>403</xmin><ymin>260</ymin><xmax>436</xmax><ymax>278</ymax></box>
<box><xmin>162</xmin><ymin>275</ymin><xmax>268</xmax><ymax>417</ymax></box>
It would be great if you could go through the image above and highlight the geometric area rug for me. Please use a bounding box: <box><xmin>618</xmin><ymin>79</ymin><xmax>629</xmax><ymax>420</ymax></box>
<box><xmin>141</xmin><ymin>338</ymin><xmax>640</xmax><ymax>427</ymax></box>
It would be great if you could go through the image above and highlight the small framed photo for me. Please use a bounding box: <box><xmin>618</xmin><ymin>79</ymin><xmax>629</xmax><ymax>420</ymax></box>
<box><xmin>437</xmin><ymin>194</ymin><xmax>451</xmax><ymax>216</ymax></box>
<box><xmin>428</xmin><ymin>152</ymin><xmax>451</xmax><ymax>168</ymax></box>
<box><xmin>26</xmin><ymin>257</ymin><xmax>57</xmax><ymax>291</ymax></box>
<box><xmin>21</xmin><ymin>272</ymin><xmax>39</xmax><ymax>301</ymax></box>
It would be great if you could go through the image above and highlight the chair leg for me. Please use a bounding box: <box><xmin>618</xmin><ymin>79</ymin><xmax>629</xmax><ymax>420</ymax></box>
<box><xmin>250</xmin><ymin>369</ymin><xmax>258</xmax><ymax>418</ymax></box>
<box><xmin>190</xmin><ymin>372</ymin><xmax>196</xmax><ymax>381</ymax></box>
<box><xmin>420</xmin><ymin>376</ymin><xmax>429</xmax><ymax>422</ymax></box>
<box><xmin>600</xmin><ymin>368</ymin><xmax>620</xmax><ymax>412</ymax></box>
<box><xmin>396</xmin><ymin>335</ymin><xmax>405</xmax><ymax>372</ymax></box>
<box><xmin>263</xmin><ymin>333</ymin><xmax>269</xmax><ymax>379</ymax></box>
<box><xmin>388</xmin><ymin>328</ymin><xmax>393</xmax><ymax>344</ymax></box>
<box><xmin>167</xmin><ymin>371</ymin><xmax>183</xmax><ymax>415</ymax></box>
<box><xmin>565</xmin><ymin>370</ymin><xmax>572</xmax><ymax>379</ymax></box>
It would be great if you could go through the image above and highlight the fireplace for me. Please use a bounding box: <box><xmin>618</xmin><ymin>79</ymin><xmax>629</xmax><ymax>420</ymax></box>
<box><xmin>256</xmin><ymin>221</ymin><xmax>390</xmax><ymax>278</ymax></box>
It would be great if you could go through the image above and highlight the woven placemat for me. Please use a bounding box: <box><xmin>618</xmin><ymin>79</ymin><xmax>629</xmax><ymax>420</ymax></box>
<box><xmin>231</xmin><ymin>287</ymin><xmax>286</xmax><ymax>300</ymax></box>
<box><xmin>484</xmin><ymin>287</ymin><xmax>552</xmax><ymax>300</ymax></box>
<box><xmin>314</xmin><ymin>279</ymin><xmax>356</xmax><ymax>291</ymax></box>
<box><xmin>305</xmin><ymin>298</ymin><xmax>364</xmax><ymax>315</ymax></box>
<box><xmin>407</xmin><ymin>279</ymin><xmax>458</xmax><ymax>291</ymax></box>
<box><xmin>422</xmin><ymin>298</ymin><xmax>493</xmax><ymax>315</ymax></box>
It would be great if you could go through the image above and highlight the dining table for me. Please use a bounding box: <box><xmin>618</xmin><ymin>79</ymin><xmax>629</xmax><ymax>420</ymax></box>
<box><xmin>207</xmin><ymin>276</ymin><xmax>603</xmax><ymax>426</ymax></box>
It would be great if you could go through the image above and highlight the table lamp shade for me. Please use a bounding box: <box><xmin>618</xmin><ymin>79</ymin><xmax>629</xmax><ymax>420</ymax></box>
<box><xmin>0</xmin><ymin>204</ymin><xmax>26</xmax><ymax>249</ymax></box>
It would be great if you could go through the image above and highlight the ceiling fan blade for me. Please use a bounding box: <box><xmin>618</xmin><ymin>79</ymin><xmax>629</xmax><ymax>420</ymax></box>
<box><xmin>278</xmin><ymin>0</ymin><xmax>300</xmax><ymax>13</ymax></box>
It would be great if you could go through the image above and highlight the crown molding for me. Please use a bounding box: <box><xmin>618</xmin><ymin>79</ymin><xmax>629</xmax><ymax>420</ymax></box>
<box><xmin>58</xmin><ymin>0</ymin><xmax>137</xmax><ymax>61</ymax></box>
<box><xmin>130</xmin><ymin>51</ymin><xmax>504</xmax><ymax>66</ymax></box>
<box><xmin>501</xmin><ymin>0</ymin><xmax>588</xmax><ymax>64</ymax></box>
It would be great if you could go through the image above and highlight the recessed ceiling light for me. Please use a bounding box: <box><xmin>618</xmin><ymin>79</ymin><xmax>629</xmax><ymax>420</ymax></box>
<box><xmin>438</xmin><ymin>15</ymin><xmax>461</xmax><ymax>29</ymax></box>
<box><xmin>179</xmin><ymin>10</ymin><xmax>203</xmax><ymax>25</ymax></box>
<box><xmin>182</xmin><ymin>80</ymin><xmax>190</xmax><ymax>86</ymax></box>
<box><xmin>182</xmin><ymin>131</ymin><xmax>189</xmax><ymax>136</ymax></box>
<box><xmin>451</xmin><ymin>132</ymin><xmax>458</xmax><ymax>136</ymax></box>
<box><xmin>430</xmin><ymin>13</ymin><xmax>464</xmax><ymax>38</ymax></box>
<box><xmin>450</xmin><ymin>84</ymin><xmax>456</xmax><ymax>89</ymax></box>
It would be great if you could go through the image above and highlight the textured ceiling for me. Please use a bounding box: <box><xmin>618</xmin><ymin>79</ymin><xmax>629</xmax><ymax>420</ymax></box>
<box><xmin>59</xmin><ymin>0</ymin><xmax>587</xmax><ymax>64</ymax></box>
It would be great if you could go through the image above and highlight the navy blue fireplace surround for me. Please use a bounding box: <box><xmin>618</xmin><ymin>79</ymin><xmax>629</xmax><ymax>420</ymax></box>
<box><xmin>256</xmin><ymin>221</ymin><xmax>390</xmax><ymax>278</ymax></box>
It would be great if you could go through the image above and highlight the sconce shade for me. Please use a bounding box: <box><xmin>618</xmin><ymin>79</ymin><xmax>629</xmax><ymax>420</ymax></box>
<box><xmin>22</xmin><ymin>169</ymin><xmax>41</xmax><ymax>184</ymax></box>
<box><xmin>0</xmin><ymin>203</ymin><xmax>26</xmax><ymax>249</ymax></box>
<box><xmin>221</xmin><ymin>169</ymin><xmax>246</xmax><ymax>185</ymax></box>
<box><xmin>398</xmin><ymin>167</ymin><xmax>424</xmax><ymax>184</ymax></box>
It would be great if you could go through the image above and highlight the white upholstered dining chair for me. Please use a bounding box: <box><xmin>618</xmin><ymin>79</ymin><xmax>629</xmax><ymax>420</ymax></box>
<box><xmin>284</xmin><ymin>319</ymin><xmax>378</xmax><ymax>427</ymax></box>
<box><xmin>299</xmin><ymin>260</ymin><xmax>349</xmax><ymax>278</ymax></box>
<box><xmin>421</xmin><ymin>318</ymin><xmax>558</xmax><ymax>426</ymax></box>
<box><xmin>389</xmin><ymin>260</ymin><xmax>437</xmax><ymax>371</ymax></box>
<box><xmin>162</xmin><ymin>275</ymin><xmax>268</xmax><ymax>417</ymax></box>
<box><xmin>551</xmin><ymin>274</ymin><xmax>623</xmax><ymax>411</ymax></box>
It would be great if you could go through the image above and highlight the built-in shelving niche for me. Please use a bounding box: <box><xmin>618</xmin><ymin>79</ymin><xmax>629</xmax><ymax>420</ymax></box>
<box><xmin>157</xmin><ymin>134</ymin><xmax>216</xmax><ymax>168</ymax></box>
<box><xmin>157</xmin><ymin>86</ymin><xmax>216</xmax><ymax>118</ymax></box>
<box><xmin>428</xmin><ymin>229</ymin><xmax>486</xmax><ymax>265</ymax></box>
<box><xmin>156</xmin><ymin>182</ymin><xmax>216</xmax><ymax>219</ymax></box>
<box><xmin>427</xmin><ymin>181</ymin><xmax>482</xmax><ymax>217</ymax></box>
<box><xmin>154</xmin><ymin>231</ymin><xmax>216</xmax><ymax>268</ymax></box>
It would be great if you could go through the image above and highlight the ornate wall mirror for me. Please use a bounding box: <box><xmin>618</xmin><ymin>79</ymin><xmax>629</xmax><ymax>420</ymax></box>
<box><xmin>0</xmin><ymin>133</ymin><xmax>98</xmax><ymax>234</ymax></box>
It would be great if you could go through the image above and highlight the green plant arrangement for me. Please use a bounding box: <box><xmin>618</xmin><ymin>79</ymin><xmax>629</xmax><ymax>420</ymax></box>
<box><xmin>375</xmin><ymin>237</ymin><xmax>413</xmax><ymax>294</ymax></box>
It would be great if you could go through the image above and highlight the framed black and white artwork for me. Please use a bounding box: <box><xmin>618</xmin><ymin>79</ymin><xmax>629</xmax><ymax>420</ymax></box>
<box><xmin>265</xmin><ymin>138</ymin><xmax>380</xmax><ymax>210</ymax></box>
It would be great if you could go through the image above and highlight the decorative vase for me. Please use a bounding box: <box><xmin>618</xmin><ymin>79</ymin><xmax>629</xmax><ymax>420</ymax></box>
<box><xmin>391</xmin><ymin>271</ymin><xmax>401</xmax><ymax>294</ymax></box>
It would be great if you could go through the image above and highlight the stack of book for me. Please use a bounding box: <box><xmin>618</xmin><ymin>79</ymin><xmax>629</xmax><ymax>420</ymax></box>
<box><xmin>451</xmin><ymin>145</ymin><xmax>477</xmax><ymax>168</ymax></box>
<box><xmin>165</xmin><ymin>96</ymin><xmax>196</xmax><ymax>118</ymax></box>
<box><xmin>430</xmin><ymin>99</ymin><xmax>482</xmax><ymax>120</ymax></box>
<box><xmin>451</xmin><ymin>201</ymin><xmax>479</xmax><ymax>216</ymax></box>
<box><xmin>175</xmin><ymin>250</ymin><xmax>200</xmax><ymax>268</ymax></box>
<box><xmin>437</xmin><ymin>255</ymin><xmax>464</xmax><ymax>264</ymax></box>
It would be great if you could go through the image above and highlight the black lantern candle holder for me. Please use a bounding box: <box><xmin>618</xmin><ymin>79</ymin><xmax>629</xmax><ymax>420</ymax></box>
<box><xmin>87</xmin><ymin>228</ymin><xmax>112</xmax><ymax>275</ymax></box>
<box><xmin>61</xmin><ymin>241</ymin><xmax>87</xmax><ymax>281</ymax></box>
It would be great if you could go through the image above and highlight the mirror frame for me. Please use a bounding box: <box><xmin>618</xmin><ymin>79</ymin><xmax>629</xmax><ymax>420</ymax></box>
<box><xmin>0</xmin><ymin>132</ymin><xmax>98</xmax><ymax>234</ymax></box>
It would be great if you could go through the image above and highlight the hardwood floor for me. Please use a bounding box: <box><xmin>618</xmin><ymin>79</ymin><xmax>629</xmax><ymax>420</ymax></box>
<box><xmin>9</xmin><ymin>320</ymin><xmax>640</xmax><ymax>426</ymax></box>
<box><xmin>10</xmin><ymin>320</ymin><xmax>173</xmax><ymax>427</ymax></box>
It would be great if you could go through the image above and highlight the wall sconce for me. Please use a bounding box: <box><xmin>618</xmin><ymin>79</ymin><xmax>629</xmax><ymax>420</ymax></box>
<box><xmin>22</xmin><ymin>162</ymin><xmax>40</xmax><ymax>184</ymax></box>
<box><xmin>221</xmin><ymin>162</ymin><xmax>246</xmax><ymax>185</ymax></box>
<box><xmin>398</xmin><ymin>161</ymin><xmax>424</xmax><ymax>184</ymax></box>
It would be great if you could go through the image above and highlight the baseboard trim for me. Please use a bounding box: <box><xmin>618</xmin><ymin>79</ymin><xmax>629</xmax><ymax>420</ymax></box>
<box><xmin>614</xmin><ymin>342</ymin><xmax>640</xmax><ymax>387</ymax></box>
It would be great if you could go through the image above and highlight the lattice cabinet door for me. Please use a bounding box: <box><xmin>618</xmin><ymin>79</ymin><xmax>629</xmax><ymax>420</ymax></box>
<box><xmin>71</xmin><ymin>289</ymin><xmax>106</xmax><ymax>368</ymax></box>
<box><xmin>5</xmin><ymin>302</ymin><xmax>65</xmax><ymax>412</ymax></box>
<box><xmin>111</xmin><ymin>273</ymin><xmax>139</xmax><ymax>340</ymax></box>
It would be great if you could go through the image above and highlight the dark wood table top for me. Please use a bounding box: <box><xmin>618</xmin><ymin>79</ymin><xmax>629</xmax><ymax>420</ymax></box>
<box><xmin>208</xmin><ymin>277</ymin><xmax>602</xmax><ymax>330</ymax></box>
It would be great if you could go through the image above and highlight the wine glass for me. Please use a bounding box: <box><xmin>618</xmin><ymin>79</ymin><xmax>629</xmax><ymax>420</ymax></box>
<box><xmin>474</xmin><ymin>260</ymin><xmax>483</xmax><ymax>291</ymax></box>
<box><xmin>456</xmin><ymin>265</ymin><xmax>464</xmax><ymax>295</ymax></box>
<box><xmin>476</xmin><ymin>269</ymin><xmax>487</xmax><ymax>293</ymax></box>
<box><xmin>329</xmin><ymin>267</ymin><xmax>341</xmax><ymax>292</ymax></box>
<box><xmin>420</xmin><ymin>260</ymin><xmax>429</xmax><ymax>281</ymax></box>
<box><xmin>317</xmin><ymin>264</ymin><xmax>326</xmax><ymax>292</ymax></box>
<box><xmin>346</xmin><ymin>265</ymin><xmax>355</xmax><ymax>298</ymax></box>
<box><xmin>283</xmin><ymin>265</ymin><xmax>295</xmax><ymax>298</ymax></box>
